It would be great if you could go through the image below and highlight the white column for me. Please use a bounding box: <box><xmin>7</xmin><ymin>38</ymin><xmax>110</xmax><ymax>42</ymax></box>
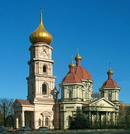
<box><xmin>77</xmin><ymin>88</ymin><xmax>79</xmax><ymax>98</ymax></box>
<box><xmin>49</xmin><ymin>116</ymin><xmax>51</xmax><ymax>128</ymax></box>
<box><xmin>113</xmin><ymin>112</ymin><xmax>115</xmax><ymax>124</ymax></box>
<box><xmin>16</xmin><ymin>118</ymin><xmax>19</xmax><ymax>129</ymax></box>
<box><xmin>73</xmin><ymin>88</ymin><xmax>75</xmax><ymax>98</ymax></box>
<box><xmin>106</xmin><ymin>112</ymin><xmax>108</xmax><ymax>125</ymax></box>
<box><xmin>34</xmin><ymin>111</ymin><xmax>38</xmax><ymax>129</ymax></box>
<box><xmin>50</xmin><ymin>115</ymin><xmax>54</xmax><ymax>129</ymax></box>
<box><xmin>43</xmin><ymin>116</ymin><xmax>45</xmax><ymax>126</ymax></box>
<box><xmin>21</xmin><ymin>111</ymin><xmax>25</xmax><ymax>127</ymax></box>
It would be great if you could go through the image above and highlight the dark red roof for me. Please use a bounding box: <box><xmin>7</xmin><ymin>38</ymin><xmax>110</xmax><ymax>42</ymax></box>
<box><xmin>101</xmin><ymin>69</ymin><xmax>120</xmax><ymax>88</ymax></box>
<box><xmin>75</xmin><ymin>66</ymin><xmax>92</xmax><ymax>80</ymax></box>
<box><xmin>101</xmin><ymin>79</ymin><xmax>120</xmax><ymax>88</ymax></box>
<box><xmin>62</xmin><ymin>71</ymin><xmax>81</xmax><ymax>83</ymax></box>
<box><xmin>62</xmin><ymin>66</ymin><xmax>92</xmax><ymax>84</ymax></box>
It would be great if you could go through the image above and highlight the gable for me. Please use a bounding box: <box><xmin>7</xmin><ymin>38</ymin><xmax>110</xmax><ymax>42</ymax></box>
<box><xmin>90</xmin><ymin>98</ymin><xmax>115</xmax><ymax>107</ymax></box>
<box><xmin>13</xmin><ymin>99</ymin><xmax>21</xmax><ymax>108</ymax></box>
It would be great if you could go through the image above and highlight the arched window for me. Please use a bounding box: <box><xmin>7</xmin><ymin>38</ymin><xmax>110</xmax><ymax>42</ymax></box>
<box><xmin>45</xmin><ymin>117</ymin><xmax>49</xmax><ymax>126</ymax></box>
<box><xmin>43</xmin><ymin>65</ymin><xmax>47</xmax><ymax>73</ymax></box>
<box><xmin>42</xmin><ymin>84</ymin><xmax>47</xmax><ymax>95</ymax></box>
<box><xmin>108</xmin><ymin>92</ymin><xmax>112</xmax><ymax>100</ymax></box>
<box><xmin>69</xmin><ymin>90</ymin><xmax>72</xmax><ymax>98</ymax></box>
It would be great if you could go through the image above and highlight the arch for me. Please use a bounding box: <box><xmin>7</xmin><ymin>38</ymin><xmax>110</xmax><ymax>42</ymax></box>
<box><xmin>42</xmin><ymin>84</ymin><xmax>47</xmax><ymax>95</ymax></box>
<box><xmin>45</xmin><ymin>117</ymin><xmax>49</xmax><ymax>126</ymax></box>
<box><xmin>43</xmin><ymin>65</ymin><xmax>47</xmax><ymax>73</ymax></box>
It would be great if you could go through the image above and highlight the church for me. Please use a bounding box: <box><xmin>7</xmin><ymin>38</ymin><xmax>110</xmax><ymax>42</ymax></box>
<box><xmin>13</xmin><ymin>11</ymin><xmax>121</xmax><ymax>130</ymax></box>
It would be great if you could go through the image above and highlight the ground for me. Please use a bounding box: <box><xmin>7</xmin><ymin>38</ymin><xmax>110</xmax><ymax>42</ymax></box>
<box><xmin>2</xmin><ymin>129</ymin><xmax>130</xmax><ymax>134</ymax></box>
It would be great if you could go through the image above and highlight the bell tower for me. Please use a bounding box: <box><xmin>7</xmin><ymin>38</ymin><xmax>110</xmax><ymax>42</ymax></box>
<box><xmin>27</xmin><ymin>10</ymin><xmax>56</xmax><ymax>104</ymax></box>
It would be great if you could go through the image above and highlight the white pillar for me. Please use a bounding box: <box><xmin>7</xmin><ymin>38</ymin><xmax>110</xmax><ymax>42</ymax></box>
<box><xmin>16</xmin><ymin>118</ymin><xmax>19</xmax><ymax>129</ymax></box>
<box><xmin>106</xmin><ymin>112</ymin><xmax>108</xmax><ymax>125</ymax></box>
<box><xmin>43</xmin><ymin>116</ymin><xmax>45</xmax><ymax>126</ymax></box>
<box><xmin>21</xmin><ymin>111</ymin><xmax>25</xmax><ymax>127</ymax></box>
<box><xmin>50</xmin><ymin>115</ymin><xmax>54</xmax><ymax>129</ymax></box>
<box><xmin>113</xmin><ymin>112</ymin><xmax>115</xmax><ymax>124</ymax></box>
<box><xmin>34</xmin><ymin>111</ymin><xmax>38</xmax><ymax>129</ymax></box>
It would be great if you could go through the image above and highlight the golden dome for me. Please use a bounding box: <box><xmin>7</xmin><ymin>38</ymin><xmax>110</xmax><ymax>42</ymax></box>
<box><xmin>75</xmin><ymin>54</ymin><xmax>82</xmax><ymax>60</ymax></box>
<box><xmin>29</xmin><ymin>11</ymin><xmax>52</xmax><ymax>45</ymax></box>
<box><xmin>107</xmin><ymin>69</ymin><xmax>114</xmax><ymax>75</ymax></box>
<box><xmin>69</xmin><ymin>62</ymin><xmax>75</xmax><ymax>68</ymax></box>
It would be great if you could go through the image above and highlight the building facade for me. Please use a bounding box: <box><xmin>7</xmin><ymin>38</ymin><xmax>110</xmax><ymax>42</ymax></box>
<box><xmin>13</xmin><ymin>12</ymin><xmax>120</xmax><ymax>130</ymax></box>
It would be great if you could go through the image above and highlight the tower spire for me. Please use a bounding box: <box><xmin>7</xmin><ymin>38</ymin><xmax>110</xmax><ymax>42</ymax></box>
<box><xmin>40</xmin><ymin>8</ymin><xmax>42</xmax><ymax>23</ymax></box>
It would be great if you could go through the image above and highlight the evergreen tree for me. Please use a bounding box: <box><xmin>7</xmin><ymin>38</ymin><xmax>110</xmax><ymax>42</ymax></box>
<box><xmin>70</xmin><ymin>108</ymin><xmax>89</xmax><ymax>129</ymax></box>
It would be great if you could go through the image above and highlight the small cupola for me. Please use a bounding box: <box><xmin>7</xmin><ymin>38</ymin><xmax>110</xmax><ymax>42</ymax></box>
<box><xmin>75</xmin><ymin>54</ymin><xmax>82</xmax><ymax>66</ymax></box>
<box><xmin>107</xmin><ymin>69</ymin><xmax>114</xmax><ymax>80</ymax></box>
<box><xmin>68</xmin><ymin>62</ymin><xmax>75</xmax><ymax>73</ymax></box>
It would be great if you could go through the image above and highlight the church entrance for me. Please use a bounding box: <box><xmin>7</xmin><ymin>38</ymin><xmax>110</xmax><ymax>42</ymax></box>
<box><xmin>25</xmin><ymin>111</ymin><xmax>34</xmax><ymax>129</ymax></box>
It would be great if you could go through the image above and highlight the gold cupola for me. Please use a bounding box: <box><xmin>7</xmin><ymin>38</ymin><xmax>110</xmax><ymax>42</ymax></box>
<box><xmin>75</xmin><ymin>54</ymin><xmax>82</xmax><ymax>60</ymax></box>
<box><xmin>29</xmin><ymin>10</ymin><xmax>52</xmax><ymax>45</ymax></box>
<box><xmin>107</xmin><ymin>69</ymin><xmax>114</xmax><ymax>75</ymax></box>
<box><xmin>68</xmin><ymin>62</ymin><xmax>75</xmax><ymax>68</ymax></box>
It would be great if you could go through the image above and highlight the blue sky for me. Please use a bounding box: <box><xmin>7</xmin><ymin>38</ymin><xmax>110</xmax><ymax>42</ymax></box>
<box><xmin>0</xmin><ymin>0</ymin><xmax>130</xmax><ymax>103</ymax></box>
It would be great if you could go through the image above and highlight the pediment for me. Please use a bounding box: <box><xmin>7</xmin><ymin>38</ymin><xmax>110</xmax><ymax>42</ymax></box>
<box><xmin>89</xmin><ymin>98</ymin><xmax>115</xmax><ymax>108</ymax></box>
<box><xmin>13</xmin><ymin>100</ymin><xmax>21</xmax><ymax>108</ymax></box>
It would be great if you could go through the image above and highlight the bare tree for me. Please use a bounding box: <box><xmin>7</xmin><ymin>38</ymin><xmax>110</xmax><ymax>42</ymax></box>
<box><xmin>0</xmin><ymin>98</ymin><xmax>14</xmax><ymax>127</ymax></box>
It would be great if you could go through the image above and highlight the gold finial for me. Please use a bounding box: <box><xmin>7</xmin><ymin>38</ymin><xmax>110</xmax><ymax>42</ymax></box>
<box><xmin>75</xmin><ymin>53</ymin><xmax>82</xmax><ymax>60</ymax></box>
<box><xmin>75</xmin><ymin>48</ymin><xmax>82</xmax><ymax>60</ymax></box>
<box><xmin>107</xmin><ymin>62</ymin><xmax>114</xmax><ymax>74</ymax></box>
<box><xmin>40</xmin><ymin>8</ymin><xmax>42</xmax><ymax>23</ymax></box>
<box><xmin>69</xmin><ymin>56</ymin><xmax>75</xmax><ymax>67</ymax></box>
<box><xmin>29</xmin><ymin>9</ymin><xmax>53</xmax><ymax>45</ymax></box>
<box><xmin>69</xmin><ymin>61</ymin><xmax>75</xmax><ymax>68</ymax></box>
<box><xmin>107</xmin><ymin>68</ymin><xmax>114</xmax><ymax>75</ymax></box>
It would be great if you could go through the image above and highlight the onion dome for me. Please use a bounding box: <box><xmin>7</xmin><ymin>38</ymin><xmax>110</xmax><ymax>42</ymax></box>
<box><xmin>75</xmin><ymin>54</ymin><xmax>82</xmax><ymax>60</ymax></box>
<box><xmin>68</xmin><ymin>62</ymin><xmax>75</xmax><ymax>68</ymax></box>
<box><xmin>75</xmin><ymin>54</ymin><xmax>82</xmax><ymax>67</ymax></box>
<box><xmin>107</xmin><ymin>69</ymin><xmax>114</xmax><ymax>75</ymax></box>
<box><xmin>29</xmin><ymin>10</ymin><xmax>52</xmax><ymax>45</ymax></box>
<box><xmin>101</xmin><ymin>69</ymin><xmax>120</xmax><ymax>88</ymax></box>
